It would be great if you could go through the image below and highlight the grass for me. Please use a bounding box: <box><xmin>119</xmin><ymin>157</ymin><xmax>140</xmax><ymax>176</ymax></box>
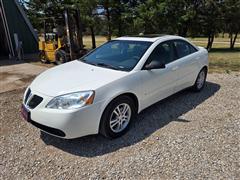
<box><xmin>192</xmin><ymin>41</ymin><xmax>240</xmax><ymax>73</ymax></box>
<box><xmin>83</xmin><ymin>35</ymin><xmax>240</xmax><ymax>48</ymax></box>
<box><xmin>208</xmin><ymin>49</ymin><xmax>240</xmax><ymax>73</ymax></box>
<box><xmin>190</xmin><ymin>42</ymin><xmax>240</xmax><ymax>49</ymax></box>
<box><xmin>83</xmin><ymin>36</ymin><xmax>107</xmax><ymax>48</ymax></box>
<box><xmin>189</xmin><ymin>34</ymin><xmax>240</xmax><ymax>43</ymax></box>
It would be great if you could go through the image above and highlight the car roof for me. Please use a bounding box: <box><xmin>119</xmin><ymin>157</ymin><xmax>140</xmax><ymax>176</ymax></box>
<box><xmin>116</xmin><ymin>35</ymin><xmax>184</xmax><ymax>42</ymax></box>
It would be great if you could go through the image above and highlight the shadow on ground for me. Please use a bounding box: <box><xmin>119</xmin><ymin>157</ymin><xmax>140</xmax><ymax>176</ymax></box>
<box><xmin>0</xmin><ymin>54</ymin><xmax>40</xmax><ymax>67</ymax></box>
<box><xmin>209</xmin><ymin>47</ymin><xmax>240</xmax><ymax>53</ymax></box>
<box><xmin>41</xmin><ymin>81</ymin><xmax>220</xmax><ymax>157</ymax></box>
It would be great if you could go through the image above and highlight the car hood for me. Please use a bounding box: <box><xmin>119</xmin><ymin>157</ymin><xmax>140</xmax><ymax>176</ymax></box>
<box><xmin>30</xmin><ymin>60</ymin><xmax>128</xmax><ymax>97</ymax></box>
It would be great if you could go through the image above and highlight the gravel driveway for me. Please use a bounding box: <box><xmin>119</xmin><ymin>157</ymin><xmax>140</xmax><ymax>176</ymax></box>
<box><xmin>0</xmin><ymin>62</ymin><xmax>48</xmax><ymax>93</ymax></box>
<box><xmin>1</xmin><ymin>73</ymin><xmax>240</xmax><ymax>179</ymax></box>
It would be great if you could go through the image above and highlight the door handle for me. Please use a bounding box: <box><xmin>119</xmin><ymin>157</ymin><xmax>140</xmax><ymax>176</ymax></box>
<box><xmin>172</xmin><ymin>66</ymin><xmax>179</xmax><ymax>71</ymax></box>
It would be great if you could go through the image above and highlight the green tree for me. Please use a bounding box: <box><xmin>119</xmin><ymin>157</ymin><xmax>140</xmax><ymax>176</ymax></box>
<box><xmin>99</xmin><ymin>0</ymin><xmax>146</xmax><ymax>38</ymax></box>
<box><xmin>134</xmin><ymin>0</ymin><xmax>156</xmax><ymax>34</ymax></box>
<box><xmin>72</xmin><ymin>0</ymin><xmax>98</xmax><ymax>48</ymax></box>
<box><xmin>100</xmin><ymin>0</ymin><xmax>112</xmax><ymax>40</ymax></box>
<box><xmin>194</xmin><ymin>0</ymin><xmax>223</xmax><ymax>50</ymax></box>
<box><xmin>222</xmin><ymin>0</ymin><xmax>240</xmax><ymax>49</ymax></box>
<box><xmin>119</xmin><ymin>0</ymin><xmax>145</xmax><ymax>35</ymax></box>
<box><xmin>162</xmin><ymin>0</ymin><xmax>193</xmax><ymax>36</ymax></box>
<box><xmin>25</xmin><ymin>0</ymin><xmax>99</xmax><ymax>48</ymax></box>
<box><xmin>25</xmin><ymin>0</ymin><xmax>74</xmax><ymax>31</ymax></box>
<box><xmin>133</xmin><ymin>0</ymin><xmax>196</xmax><ymax>36</ymax></box>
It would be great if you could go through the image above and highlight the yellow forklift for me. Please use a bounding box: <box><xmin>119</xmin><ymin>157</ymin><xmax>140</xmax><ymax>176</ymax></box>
<box><xmin>38</xmin><ymin>9</ymin><xmax>87</xmax><ymax>64</ymax></box>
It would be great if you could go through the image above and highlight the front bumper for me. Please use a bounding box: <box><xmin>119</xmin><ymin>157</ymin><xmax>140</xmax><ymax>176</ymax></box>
<box><xmin>23</xmin><ymin>89</ymin><xmax>103</xmax><ymax>139</ymax></box>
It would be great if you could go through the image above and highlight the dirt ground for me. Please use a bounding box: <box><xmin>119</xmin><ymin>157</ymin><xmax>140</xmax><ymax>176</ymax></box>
<box><xmin>0</xmin><ymin>61</ymin><xmax>48</xmax><ymax>93</ymax></box>
<box><xmin>0</xmin><ymin>72</ymin><xmax>240</xmax><ymax>179</ymax></box>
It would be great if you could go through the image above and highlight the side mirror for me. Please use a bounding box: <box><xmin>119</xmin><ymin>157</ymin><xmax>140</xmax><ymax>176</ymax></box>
<box><xmin>144</xmin><ymin>61</ymin><xmax>166</xmax><ymax>70</ymax></box>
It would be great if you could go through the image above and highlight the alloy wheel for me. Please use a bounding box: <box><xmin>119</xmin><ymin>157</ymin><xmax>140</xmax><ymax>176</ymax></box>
<box><xmin>109</xmin><ymin>103</ymin><xmax>132</xmax><ymax>133</ymax></box>
<box><xmin>197</xmin><ymin>70</ymin><xmax>206</xmax><ymax>89</ymax></box>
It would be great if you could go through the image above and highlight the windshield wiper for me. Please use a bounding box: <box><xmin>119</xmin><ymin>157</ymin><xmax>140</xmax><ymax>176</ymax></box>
<box><xmin>82</xmin><ymin>61</ymin><xmax>123</xmax><ymax>70</ymax></box>
<box><xmin>95</xmin><ymin>63</ymin><xmax>119</xmax><ymax>70</ymax></box>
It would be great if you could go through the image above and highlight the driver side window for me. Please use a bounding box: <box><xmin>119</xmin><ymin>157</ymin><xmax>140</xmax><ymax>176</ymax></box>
<box><xmin>147</xmin><ymin>41</ymin><xmax>175</xmax><ymax>65</ymax></box>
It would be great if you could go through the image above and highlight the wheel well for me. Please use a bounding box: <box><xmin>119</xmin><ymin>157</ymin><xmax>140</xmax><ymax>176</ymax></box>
<box><xmin>112</xmin><ymin>93</ymin><xmax>139</xmax><ymax>113</ymax></box>
<box><xmin>98</xmin><ymin>92</ymin><xmax>139</xmax><ymax>134</ymax></box>
<box><xmin>202</xmin><ymin>66</ymin><xmax>208</xmax><ymax>72</ymax></box>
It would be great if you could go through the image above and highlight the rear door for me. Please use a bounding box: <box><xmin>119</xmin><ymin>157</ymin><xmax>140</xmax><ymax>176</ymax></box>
<box><xmin>171</xmin><ymin>40</ymin><xmax>199</xmax><ymax>92</ymax></box>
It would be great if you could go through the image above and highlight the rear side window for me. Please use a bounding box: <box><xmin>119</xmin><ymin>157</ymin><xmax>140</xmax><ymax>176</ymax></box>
<box><xmin>174</xmin><ymin>40</ymin><xmax>197</xmax><ymax>58</ymax></box>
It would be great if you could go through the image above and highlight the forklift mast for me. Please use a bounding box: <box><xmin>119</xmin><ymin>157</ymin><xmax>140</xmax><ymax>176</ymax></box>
<box><xmin>64</xmin><ymin>9</ymin><xmax>73</xmax><ymax>60</ymax></box>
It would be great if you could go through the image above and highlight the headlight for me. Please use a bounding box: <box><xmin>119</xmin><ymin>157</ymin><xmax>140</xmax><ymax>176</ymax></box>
<box><xmin>46</xmin><ymin>91</ymin><xmax>95</xmax><ymax>110</ymax></box>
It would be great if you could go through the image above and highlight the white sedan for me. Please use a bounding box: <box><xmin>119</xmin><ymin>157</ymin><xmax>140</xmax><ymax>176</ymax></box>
<box><xmin>21</xmin><ymin>35</ymin><xmax>208</xmax><ymax>139</ymax></box>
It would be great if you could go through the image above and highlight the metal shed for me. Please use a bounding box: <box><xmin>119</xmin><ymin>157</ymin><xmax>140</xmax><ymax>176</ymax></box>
<box><xmin>0</xmin><ymin>0</ymin><xmax>38</xmax><ymax>59</ymax></box>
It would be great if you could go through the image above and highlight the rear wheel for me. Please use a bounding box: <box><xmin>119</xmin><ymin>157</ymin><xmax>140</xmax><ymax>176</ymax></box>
<box><xmin>192</xmin><ymin>68</ymin><xmax>207</xmax><ymax>92</ymax></box>
<box><xmin>100</xmin><ymin>96</ymin><xmax>136</xmax><ymax>139</ymax></box>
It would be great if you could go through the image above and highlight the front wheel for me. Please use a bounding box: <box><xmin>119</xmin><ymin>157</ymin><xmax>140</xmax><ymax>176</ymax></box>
<box><xmin>55</xmin><ymin>50</ymin><xmax>67</xmax><ymax>65</ymax></box>
<box><xmin>39</xmin><ymin>51</ymin><xmax>48</xmax><ymax>63</ymax></box>
<box><xmin>192</xmin><ymin>68</ymin><xmax>207</xmax><ymax>92</ymax></box>
<box><xmin>100</xmin><ymin>96</ymin><xmax>136</xmax><ymax>139</ymax></box>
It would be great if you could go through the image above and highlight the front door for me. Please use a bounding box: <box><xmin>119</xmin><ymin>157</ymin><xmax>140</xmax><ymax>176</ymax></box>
<box><xmin>139</xmin><ymin>41</ymin><xmax>179</xmax><ymax>109</ymax></box>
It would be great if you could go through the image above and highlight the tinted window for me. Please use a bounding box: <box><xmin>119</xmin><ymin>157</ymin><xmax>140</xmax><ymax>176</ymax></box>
<box><xmin>189</xmin><ymin>42</ymin><xmax>197</xmax><ymax>53</ymax></box>
<box><xmin>174</xmin><ymin>40</ymin><xmax>197</xmax><ymax>58</ymax></box>
<box><xmin>80</xmin><ymin>40</ymin><xmax>152</xmax><ymax>71</ymax></box>
<box><xmin>147</xmin><ymin>41</ymin><xmax>176</xmax><ymax>65</ymax></box>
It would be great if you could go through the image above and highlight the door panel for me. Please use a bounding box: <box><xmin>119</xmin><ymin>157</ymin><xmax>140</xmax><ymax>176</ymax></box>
<box><xmin>171</xmin><ymin>55</ymin><xmax>197</xmax><ymax>92</ymax></box>
<box><xmin>172</xmin><ymin>40</ymin><xmax>200</xmax><ymax>92</ymax></box>
<box><xmin>139</xmin><ymin>41</ymin><xmax>178</xmax><ymax>109</ymax></box>
<box><xmin>139</xmin><ymin>66</ymin><xmax>175</xmax><ymax>110</ymax></box>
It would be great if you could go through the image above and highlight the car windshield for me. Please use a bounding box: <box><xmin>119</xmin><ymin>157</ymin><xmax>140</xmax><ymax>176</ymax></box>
<box><xmin>79</xmin><ymin>40</ymin><xmax>152</xmax><ymax>71</ymax></box>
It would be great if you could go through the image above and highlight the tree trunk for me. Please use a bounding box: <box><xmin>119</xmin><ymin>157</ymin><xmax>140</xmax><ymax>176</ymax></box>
<box><xmin>232</xmin><ymin>33</ymin><xmax>238</xmax><ymax>48</ymax></box>
<box><xmin>182</xmin><ymin>26</ymin><xmax>188</xmax><ymax>37</ymax></box>
<box><xmin>90</xmin><ymin>26</ymin><xmax>96</xmax><ymax>49</ymax></box>
<box><xmin>75</xmin><ymin>9</ymin><xmax>83</xmax><ymax>49</ymax></box>
<box><xmin>178</xmin><ymin>25</ymin><xmax>188</xmax><ymax>37</ymax></box>
<box><xmin>178</xmin><ymin>28</ymin><xmax>181</xmax><ymax>36</ymax></box>
<box><xmin>118</xmin><ymin>17</ymin><xmax>122</xmax><ymax>37</ymax></box>
<box><xmin>206</xmin><ymin>35</ymin><xmax>211</xmax><ymax>50</ymax></box>
<box><xmin>105</xmin><ymin>7</ymin><xmax>111</xmax><ymax>41</ymax></box>
<box><xmin>230</xmin><ymin>32</ymin><xmax>238</xmax><ymax>50</ymax></box>
<box><xmin>230</xmin><ymin>33</ymin><xmax>233</xmax><ymax>48</ymax></box>
<box><xmin>210</xmin><ymin>35</ymin><xmax>214</xmax><ymax>50</ymax></box>
<box><xmin>206</xmin><ymin>34</ymin><xmax>214</xmax><ymax>51</ymax></box>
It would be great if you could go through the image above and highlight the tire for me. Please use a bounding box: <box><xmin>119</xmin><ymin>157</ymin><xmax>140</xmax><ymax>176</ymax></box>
<box><xmin>192</xmin><ymin>67</ymin><xmax>207</xmax><ymax>92</ymax></box>
<box><xmin>55</xmin><ymin>50</ymin><xmax>67</xmax><ymax>65</ymax></box>
<box><xmin>100</xmin><ymin>96</ymin><xmax>136</xmax><ymax>139</ymax></box>
<box><xmin>39</xmin><ymin>51</ymin><xmax>48</xmax><ymax>63</ymax></box>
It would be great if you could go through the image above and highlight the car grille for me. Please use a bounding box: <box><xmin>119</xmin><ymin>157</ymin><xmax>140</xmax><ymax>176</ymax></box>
<box><xmin>24</xmin><ymin>89</ymin><xmax>43</xmax><ymax>109</ymax></box>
